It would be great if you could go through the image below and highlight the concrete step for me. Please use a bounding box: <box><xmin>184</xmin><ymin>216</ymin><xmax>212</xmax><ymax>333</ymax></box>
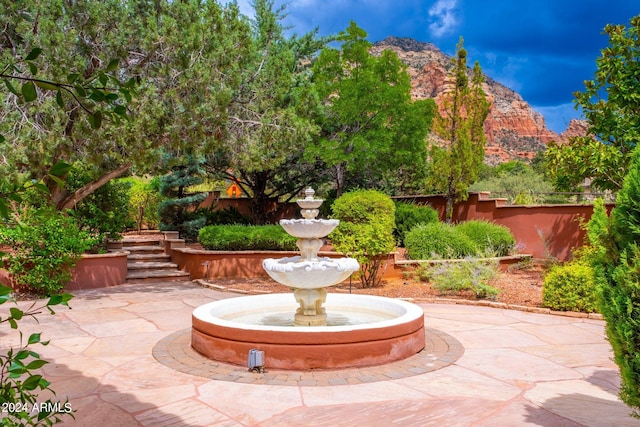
<box><xmin>127</xmin><ymin>262</ymin><xmax>178</xmax><ymax>271</ymax></box>
<box><xmin>125</xmin><ymin>269</ymin><xmax>191</xmax><ymax>283</ymax></box>
<box><xmin>128</xmin><ymin>253</ymin><xmax>172</xmax><ymax>263</ymax></box>
<box><xmin>121</xmin><ymin>238</ymin><xmax>163</xmax><ymax>247</ymax></box>
<box><xmin>123</xmin><ymin>245</ymin><xmax>165</xmax><ymax>254</ymax></box>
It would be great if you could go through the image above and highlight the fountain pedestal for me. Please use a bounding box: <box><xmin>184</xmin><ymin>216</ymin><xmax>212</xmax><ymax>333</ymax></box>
<box><xmin>293</xmin><ymin>287</ymin><xmax>327</xmax><ymax>326</ymax></box>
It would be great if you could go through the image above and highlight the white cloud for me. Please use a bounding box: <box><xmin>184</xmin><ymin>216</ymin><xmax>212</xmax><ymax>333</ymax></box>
<box><xmin>428</xmin><ymin>0</ymin><xmax>458</xmax><ymax>38</ymax></box>
<box><xmin>533</xmin><ymin>103</ymin><xmax>583</xmax><ymax>134</ymax></box>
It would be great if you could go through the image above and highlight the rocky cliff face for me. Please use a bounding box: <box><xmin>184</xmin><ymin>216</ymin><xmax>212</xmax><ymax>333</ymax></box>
<box><xmin>371</xmin><ymin>37</ymin><xmax>585</xmax><ymax>164</ymax></box>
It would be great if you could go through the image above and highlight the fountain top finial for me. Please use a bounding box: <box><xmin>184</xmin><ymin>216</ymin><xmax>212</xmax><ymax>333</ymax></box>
<box><xmin>304</xmin><ymin>187</ymin><xmax>315</xmax><ymax>199</ymax></box>
<box><xmin>297</xmin><ymin>187</ymin><xmax>323</xmax><ymax>219</ymax></box>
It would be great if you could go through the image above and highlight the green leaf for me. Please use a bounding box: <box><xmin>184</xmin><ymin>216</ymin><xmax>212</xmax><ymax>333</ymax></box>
<box><xmin>22</xmin><ymin>374</ymin><xmax>43</xmax><ymax>391</ymax></box>
<box><xmin>28</xmin><ymin>333</ymin><xmax>42</xmax><ymax>344</ymax></box>
<box><xmin>49</xmin><ymin>161</ymin><xmax>72</xmax><ymax>177</ymax></box>
<box><xmin>106</xmin><ymin>58</ymin><xmax>120</xmax><ymax>72</ymax></box>
<box><xmin>35</xmin><ymin>80</ymin><xmax>59</xmax><ymax>91</ymax></box>
<box><xmin>0</xmin><ymin>134</ymin><xmax>4</xmax><ymax>143</ymax></box>
<box><xmin>26</xmin><ymin>359</ymin><xmax>48</xmax><ymax>370</ymax></box>
<box><xmin>0</xmin><ymin>285</ymin><xmax>12</xmax><ymax>297</ymax></box>
<box><xmin>21</xmin><ymin>81</ymin><xmax>37</xmax><ymax>101</ymax></box>
<box><xmin>89</xmin><ymin>89</ymin><xmax>106</xmax><ymax>102</ymax></box>
<box><xmin>47</xmin><ymin>293</ymin><xmax>73</xmax><ymax>307</ymax></box>
<box><xmin>10</xmin><ymin>307</ymin><xmax>23</xmax><ymax>320</ymax></box>
<box><xmin>28</xmin><ymin>62</ymin><xmax>38</xmax><ymax>75</ymax></box>
<box><xmin>5</xmin><ymin>79</ymin><xmax>19</xmax><ymax>95</ymax></box>
<box><xmin>88</xmin><ymin>111</ymin><xmax>102</xmax><ymax>129</ymax></box>
<box><xmin>25</xmin><ymin>47</ymin><xmax>43</xmax><ymax>61</ymax></box>
<box><xmin>56</xmin><ymin>90</ymin><xmax>64</xmax><ymax>107</ymax></box>
<box><xmin>67</xmin><ymin>73</ymin><xmax>79</xmax><ymax>84</ymax></box>
<box><xmin>113</xmin><ymin>105</ymin><xmax>127</xmax><ymax>115</ymax></box>
<box><xmin>122</xmin><ymin>90</ymin><xmax>132</xmax><ymax>102</ymax></box>
<box><xmin>74</xmin><ymin>84</ymin><xmax>87</xmax><ymax>97</ymax></box>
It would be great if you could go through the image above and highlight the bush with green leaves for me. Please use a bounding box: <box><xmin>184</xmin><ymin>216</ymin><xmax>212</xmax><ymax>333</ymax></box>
<box><xmin>418</xmin><ymin>259</ymin><xmax>500</xmax><ymax>299</ymax></box>
<box><xmin>66</xmin><ymin>164</ymin><xmax>131</xmax><ymax>242</ymax></box>
<box><xmin>0</xmin><ymin>285</ymin><xmax>74</xmax><ymax>425</ymax></box>
<box><xmin>404</xmin><ymin>222</ymin><xmax>478</xmax><ymax>260</ymax></box>
<box><xmin>542</xmin><ymin>261</ymin><xmax>599</xmax><ymax>313</ymax></box>
<box><xmin>0</xmin><ymin>208</ymin><xmax>99</xmax><ymax>295</ymax></box>
<box><xmin>456</xmin><ymin>220</ymin><xmax>515</xmax><ymax>257</ymax></box>
<box><xmin>198</xmin><ymin>225</ymin><xmax>297</xmax><ymax>251</ymax></box>
<box><xmin>329</xmin><ymin>190</ymin><xmax>396</xmax><ymax>288</ymax></box>
<box><xmin>122</xmin><ymin>176</ymin><xmax>163</xmax><ymax>232</ymax></box>
<box><xmin>394</xmin><ymin>201</ymin><xmax>438</xmax><ymax>247</ymax></box>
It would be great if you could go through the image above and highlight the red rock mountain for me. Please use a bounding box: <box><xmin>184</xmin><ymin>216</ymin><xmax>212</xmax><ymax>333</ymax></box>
<box><xmin>371</xmin><ymin>37</ymin><xmax>585</xmax><ymax>164</ymax></box>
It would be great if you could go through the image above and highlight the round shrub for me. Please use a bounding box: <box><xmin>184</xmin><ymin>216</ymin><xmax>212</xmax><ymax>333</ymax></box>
<box><xmin>542</xmin><ymin>262</ymin><xmax>599</xmax><ymax>313</ymax></box>
<box><xmin>330</xmin><ymin>190</ymin><xmax>395</xmax><ymax>287</ymax></box>
<box><xmin>198</xmin><ymin>225</ymin><xmax>297</xmax><ymax>251</ymax></box>
<box><xmin>455</xmin><ymin>220</ymin><xmax>515</xmax><ymax>256</ymax></box>
<box><xmin>404</xmin><ymin>222</ymin><xmax>478</xmax><ymax>259</ymax></box>
<box><xmin>394</xmin><ymin>201</ymin><xmax>439</xmax><ymax>247</ymax></box>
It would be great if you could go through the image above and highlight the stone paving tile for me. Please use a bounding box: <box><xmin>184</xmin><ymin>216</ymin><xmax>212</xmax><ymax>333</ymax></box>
<box><xmin>5</xmin><ymin>282</ymin><xmax>635</xmax><ymax>426</ymax></box>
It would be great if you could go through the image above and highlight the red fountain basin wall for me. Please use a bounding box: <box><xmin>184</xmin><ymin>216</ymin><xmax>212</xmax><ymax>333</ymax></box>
<box><xmin>191</xmin><ymin>293</ymin><xmax>425</xmax><ymax>370</ymax></box>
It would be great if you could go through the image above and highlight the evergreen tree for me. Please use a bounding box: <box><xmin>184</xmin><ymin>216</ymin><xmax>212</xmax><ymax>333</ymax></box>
<box><xmin>590</xmin><ymin>145</ymin><xmax>640</xmax><ymax>416</ymax></box>
<box><xmin>428</xmin><ymin>38</ymin><xmax>489</xmax><ymax>222</ymax></box>
<box><xmin>158</xmin><ymin>153</ymin><xmax>207</xmax><ymax>241</ymax></box>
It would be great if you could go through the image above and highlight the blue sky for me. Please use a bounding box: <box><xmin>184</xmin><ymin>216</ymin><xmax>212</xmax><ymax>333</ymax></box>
<box><xmin>233</xmin><ymin>0</ymin><xmax>638</xmax><ymax>134</ymax></box>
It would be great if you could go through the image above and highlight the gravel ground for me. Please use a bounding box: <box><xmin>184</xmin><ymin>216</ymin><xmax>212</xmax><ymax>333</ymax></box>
<box><xmin>207</xmin><ymin>262</ymin><xmax>546</xmax><ymax>308</ymax></box>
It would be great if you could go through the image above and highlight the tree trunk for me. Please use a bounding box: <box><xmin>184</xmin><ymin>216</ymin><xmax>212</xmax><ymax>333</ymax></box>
<box><xmin>54</xmin><ymin>163</ymin><xmax>132</xmax><ymax>211</ymax></box>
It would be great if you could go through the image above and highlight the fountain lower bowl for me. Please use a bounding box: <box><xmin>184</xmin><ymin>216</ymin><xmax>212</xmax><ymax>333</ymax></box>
<box><xmin>191</xmin><ymin>293</ymin><xmax>426</xmax><ymax>370</ymax></box>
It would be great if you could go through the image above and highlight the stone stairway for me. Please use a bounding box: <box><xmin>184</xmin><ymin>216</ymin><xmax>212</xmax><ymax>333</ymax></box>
<box><xmin>120</xmin><ymin>235</ymin><xmax>190</xmax><ymax>283</ymax></box>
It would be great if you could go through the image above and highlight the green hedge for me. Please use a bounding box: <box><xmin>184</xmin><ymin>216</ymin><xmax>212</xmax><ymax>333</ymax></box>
<box><xmin>394</xmin><ymin>201</ymin><xmax>438</xmax><ymax>247</ymax></box>
<box><xmin>404</xmin><ymin>222</ymin><xmax>478</xmax><ymax>259</ymax></box>
<box><xmin>455</xmin><ymin>220</ymin><xmax>515</xmax><ymax>257</ymax></box>
<box><xmin>198</xmin><ymin>225</ymin><xmax>297</xmax><ymax>251</ymax></box>
<box><xmin>542</xmin><ymin>261</ymin><xmax>599</xmax><ymax>313</ymax></box>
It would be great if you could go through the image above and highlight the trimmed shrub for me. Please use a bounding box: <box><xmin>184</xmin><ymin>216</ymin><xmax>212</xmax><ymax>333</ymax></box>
<box><xmin>198</xmin><ymin>225</ymin><xmax>297</xmax><ymax>251</ymax></box>
<box><xmin>394</xmin><ymin>201</ymin><xmax>438</xmax><ymax>247</ymax></box>
<box><xmin>456</xmin><ymin>220</ymin><xmax>515</xmax><ymax>257</ymax></box>
<box><xmin>542</xmin><ymin>261</ymin><xmax>598</xmax><ymax>313</ymax></box>
<box><xmin>330</xmin><ymin>190</ymin><xmax>395</xmax><ymax>288</ymax></box>
<box><xmin>404</xmin><ymin>222</ymin><xmax>478</xmax><ymax>259</ymax></box>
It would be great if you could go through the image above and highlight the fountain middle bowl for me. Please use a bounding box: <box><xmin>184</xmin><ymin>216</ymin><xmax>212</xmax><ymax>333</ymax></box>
<box><xmin>279</xmin><ymin>218</ymin><xmax>339</xmax><ymax>239</ymax></box>
<box><xmin>191</xmin><ymin>293</ymin><xmax>426</xmax><ymax>370</ymax></box>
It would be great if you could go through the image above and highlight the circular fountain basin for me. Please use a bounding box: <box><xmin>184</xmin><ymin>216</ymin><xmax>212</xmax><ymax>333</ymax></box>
<box><xmin>279</xmin><ymin>218</ymin><xmax>339</xmax><ymax>238</ymax></box>
<box><xmin>191</xmin><ymin>293</ymin><xmax>426</xmax><ymax>370</ymax></box>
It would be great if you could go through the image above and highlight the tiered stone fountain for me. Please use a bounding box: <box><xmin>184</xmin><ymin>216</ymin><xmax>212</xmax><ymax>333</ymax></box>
<box><xmin>192</xmin><ymin>188</ymin><xmax>425</xmax><ymax>370</ymax></box>
<box><xmin>262</xmin><ymin>188</ymin><xmax>359</xmax><ymax>326</ymax></box>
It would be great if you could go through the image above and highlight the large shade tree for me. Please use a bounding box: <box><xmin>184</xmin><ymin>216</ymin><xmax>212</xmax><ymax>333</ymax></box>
<box><xmin>428</xmin><ymin>37</ymin><xmax>489</xmax><ymax>222</ymax></box>
<box><xmin>0</xmin><ymin>0</ymin><xmax>251</xmax><ymax>211</ymax></box>
<box><xmin>546</xmin><ymin>14</ymin><xmax>640</xmax><ymax>192</ymax></box>
<box><xmin>205</xmin><ymin>0</ymin><xmax>327</xmax><ymax>224</ymax></box>
<box><xmin>310</xmin><ymin>22</ymin><xmax>435</xmax><ymax>196</ymax></box>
